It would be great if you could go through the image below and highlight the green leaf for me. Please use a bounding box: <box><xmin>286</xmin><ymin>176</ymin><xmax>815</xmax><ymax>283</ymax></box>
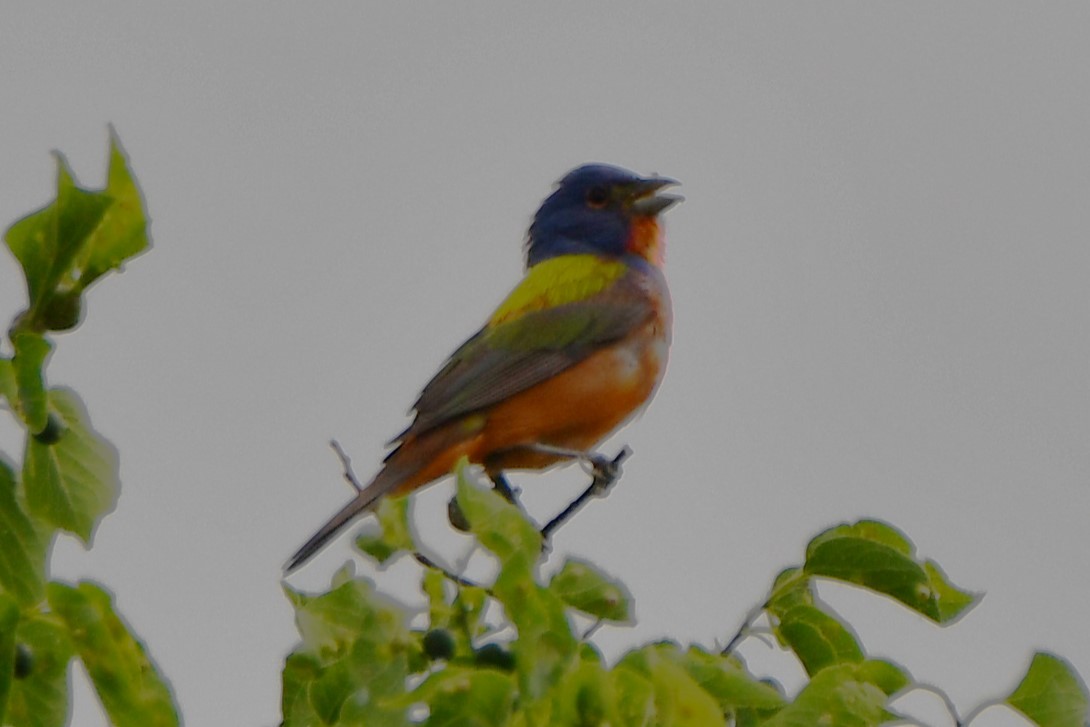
<box><xmin>854</xmin><ymin>659</ymin><xmax>910</xmax><ymax>696</ymax></box>
<box><xmin>10</xmin><ymin>332</ymin><xmax>52</xmax><ymax>433</ymax></box>
<box><xmin>495</xmin><ymin>569</ymin><xmax>577</xmax><ymax>703</ymax></box>
<box><xmin>4</xmin><ymin>154</ymin><xmax>112</xmax><ymax>312</ymax></box>
<box><xmin>4</xmin><ymin>135</ymin><xmax>149</xmax><ymax>335</ymax></box>
<box><xmin>549</xmin><ymin>557</ymin><xmax>632</xmax><ymax>623</ymax></box>
<box><xmin>423</xmin><ymin>568</ymin><xmax>453</xmax><ymax>628</ymax></box>
<box><xmin>4</xmin><ymin>610</ymin><xmax>73</xmax><ymax>727</ymax></box>
<box><xmin>491</xmin><ymin>559</ymin><xmax>578</xmax><ymax>704</ymax></box>
<box><xmin>766</xmin><ymin>567</ymin><xmax>811</xmax><ymax>611</ymax></box>
<box><xmin>283</xmin><ymin>649</ymin><xmax>410</xmax><ymax>727</ymax></box>
<box><xmin>550</xmin><ymin>655</ymin><xmax>623</xmax><ymax>727</ymax></box>
<box><xmin>453</xmin><ymin>459</ymin><xmax>541</xmax><ymax>565</ymax></box>
<box><xmin>619</xmin><ymin>643</ymin><xmax>727</xmax><ymax>726</ymax></box>
<box><xmin>451</xmin><ymin>585</ymin><xmax>489</xmax><ymax>643</ymax></box>
<box><xmin>287</xmin><ymin>577</ymin><xmax>408</xmax><ymax>657</ymax></box>
<box><xmin>772</xmin><ymin>603</ymin><xmax>864</xmax><ymax>675</ymax></box>
<box><xmin>355</xmin><ymin>496</ymin><xmax>416</xmax><ymax>565</ymax></box>
<box><xmin>681</xmin><ymin>646</ymin><xmax>786</xmax><ymax>718</ymax></box>
<box><xmin>283</xmin><ymin>577</ymin><xmax>412</xmax><ymax>726</ymax></box>
<box><xmin>610</xmin><ymin>665</ymin><xmax>656</xmax><ymax>727</ymax></box>
<box><xmin>280</xmin><ymin>652</ymin><xmax>319</xmax><ymax>725</ymax></box>
<box><xmin>1007</xmin><ymin>652</ymin><xmax>1089</xmax><ymax>727</ymax></box>
<box><xmin>452</xmin><ymin>462</ymin><xmax>578</xmax><ymax>703</ymax></box>
<box><xmin>763</xmin><ymin>661</ymin><xmax>907</xmax><ymax>727</ymax></box>
<box><xmin>922</xmin><ymin>559</ymin><xmax>977</xmax><ymax>623</ymax></box>
<box><xmin>77</xmin><ymin>132</ymin><xmax>151</xmax><ymax>290</ymax></box>
<box><xmin>406</xmin><ymin>667</ymin><xmax>516</xmax><ymax>726</ymax></box>
<box><xmin>765</xmin><ymin>567</ymin><xmax>865</xmax><ymax>675</ymax></box>
<box><xmin>0</xmin><ymin>358</ymin><xmax>16</xmax><ymax>411</ymax></box>
<box><xmin>23</xmin><ymin>388</ymin><xmax>119</xmax><ymax>543</ymax></box>
<box><xmin>0</xmin><ymin>594</ymin><xmax>18</xmax><ymax>723</ymax></box>
<box><xmin>804</xmin><ymin>519</ymin><xmax>978</xmax><ymax>624</ymax></box>
<box><xmin>0</xmin><ymin>460</ymin><xmax>47</xmax><ymax>604</ymax></box>
<box><xmin>47</xmin><ymin>581</ymin><xmax>179</xmax><ymax>727</ymax></box>
<box><xmin>808</xmin><ymin>519</ymin><xmax>914</xmax><ymax>557</ymax></box>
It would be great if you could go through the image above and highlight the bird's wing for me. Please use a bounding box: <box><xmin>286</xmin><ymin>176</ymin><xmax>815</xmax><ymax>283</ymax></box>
<box><xmin>397</xmin><ymin>265</ymin><xmax>652</xmax><ymax>439</ymax></box>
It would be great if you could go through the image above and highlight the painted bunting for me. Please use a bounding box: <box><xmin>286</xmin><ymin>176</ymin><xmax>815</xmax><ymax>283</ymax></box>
<box><xmin>286</xmin><ymin>163</ymin><xmax>680</xmax><ymax>572</ymax></box>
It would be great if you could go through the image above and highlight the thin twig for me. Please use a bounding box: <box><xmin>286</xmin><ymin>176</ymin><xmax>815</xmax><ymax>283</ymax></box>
<box><xmin>720</xmin><ymin>599</ymin><xmax>770</xmax><ymax>656</ymax></box>
<box><xmin>413</xmin><ymin>552</ymin><xmax>486</xmax><ymax>590</ymax></box>
<box><xmin>331</xmin><ymin>439</ymin><xmax>484</xmax><ymax>589</ymax></box>
<box><xmin>582</xmin><ymin>619</ymin><xmax>605</xmax><ymax>641</ymax></box>
<box><xmin>541</xmin><ymin>447</ymin><xmax>632</xmax><ymax>540</ymax></box>
<box><xmin>329</xmin><ymin>438</ymin><xmax>363</xmax><ymax>492</ymax></box>
<box><xmin>490</xmin><ymin>472</ymin><xmax>520</xmax><ymax>505</ymax></box>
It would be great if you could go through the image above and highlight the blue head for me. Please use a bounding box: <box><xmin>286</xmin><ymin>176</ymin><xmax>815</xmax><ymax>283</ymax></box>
<box><xmin>526</xmin><ymin>164</ymin><xmax>680</xmax><ymax>267</ymax></box>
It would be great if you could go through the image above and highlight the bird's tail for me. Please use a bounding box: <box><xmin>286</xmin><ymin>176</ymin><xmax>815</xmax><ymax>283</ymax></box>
<box><xmin>283</xmin><ymin>423</ymin><xmax>475</xmax><ymax>574</ymax></box>
<box><xmin>282</xmin><ymin>487</ymin><xmax>385</xmax><ymax>574</ymax></box>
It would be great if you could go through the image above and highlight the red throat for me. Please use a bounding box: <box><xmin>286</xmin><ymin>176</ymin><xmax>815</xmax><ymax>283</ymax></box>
<box><xmin>626</xmin><ymin>217</ymin><xmax>666</xmax><ymax>265</ymax></box>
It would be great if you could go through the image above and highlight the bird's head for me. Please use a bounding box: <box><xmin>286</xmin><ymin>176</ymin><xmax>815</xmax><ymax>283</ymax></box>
<box><xmin>526</xmin><ymin>164</ymin><xmax>681</xmax><ymax>267</ymax></box>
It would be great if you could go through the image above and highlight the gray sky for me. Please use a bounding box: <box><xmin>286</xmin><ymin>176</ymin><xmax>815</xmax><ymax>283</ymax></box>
<box><xmin>2</xmin><ymin>4</ymin><xmax>1087</xmax><ymax>726</ymax></box>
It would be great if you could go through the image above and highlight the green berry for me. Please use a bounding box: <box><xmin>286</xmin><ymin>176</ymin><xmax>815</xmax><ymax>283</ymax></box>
<box><xmin>422</xmin><ymin>629</ymin><xmax>455</xmax><ymax>661</ymax></box>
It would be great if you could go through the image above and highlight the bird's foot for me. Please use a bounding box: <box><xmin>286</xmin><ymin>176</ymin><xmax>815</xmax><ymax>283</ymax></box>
<box><xmin>540</xmin><ymin>446</ymin><xmax>632</xmax><ymax>541</ymax></box>
<box><xmin>586</xmin><ymin>447</ymin><xmax>629</xmax><ymax>496</ymax></box>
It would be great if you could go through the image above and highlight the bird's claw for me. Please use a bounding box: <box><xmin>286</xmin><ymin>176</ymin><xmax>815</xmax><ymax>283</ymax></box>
<box><xmin>587</xmin><ymin>446</ymin><xmax>630</xmax><ymax>495</ymax></box>
<box><xmin>490</xmin><ymin>473</ymin><xmax>521</xmax><ymax>504</ymax></box>
<box><xmin>538</xmin><ymin>446</ymin><xmax>632</xmax><ymax>541</ymax></box>
<box><xmin>588</xmin><ymin>456</ymin><xmax>620</xmax><ymax>494</ymax></box>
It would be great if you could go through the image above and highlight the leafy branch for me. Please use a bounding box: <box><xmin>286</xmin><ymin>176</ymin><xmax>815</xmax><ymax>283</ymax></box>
<box><xmin>0</xmin><ymin>133</ymin><xmax>179</xmax><ymax>726</ymax></box>
<box><xmin>281</xmin><ymin>462</ymin><xmax>1089</xmax><ymax>726</ymax></box>
<box><xmin>3</xmin><ymin>133</ymin><xmax>1084</xmax><ymax>727</ymax></box>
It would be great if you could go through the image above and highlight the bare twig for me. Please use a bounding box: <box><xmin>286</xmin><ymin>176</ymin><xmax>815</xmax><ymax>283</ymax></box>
<box><xmin>582</xmin><ymin>619</ymin><xmax>605</xmax><ymax>641</ymax></box>
<box><xmin>720</xmin><ymin>599</ymin><xmax>770</xmax><ymax>657</ymax></box>
<box><xmin>330</xmin><ymin>439</ymin><xmax>486</xmax><ymax>589</ymax></box>
<box><xmin>490</xmin><ymin>472</ymin><xmax>520</xmax><ymax>504</ymax></box>
<box><xmin>541</xmin><ymin>447</ymin><xmax>632</xmax><ymax>540</ymax></box>
<box><xmin>413</xmin><ymin>552</ymin><xmax>486</xmax><ymax>590</ymax></box>
<box><xmin>329</xmin><ymin>438</ymin><xmax>363</xmax><ymax>492</ymax></box>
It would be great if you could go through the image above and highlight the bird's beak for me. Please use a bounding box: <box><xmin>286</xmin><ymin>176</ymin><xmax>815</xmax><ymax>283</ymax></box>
<box><xmin>629</xmin><ymin>176</ymin><xmax>683</xmax><ymax>216</ymax></box>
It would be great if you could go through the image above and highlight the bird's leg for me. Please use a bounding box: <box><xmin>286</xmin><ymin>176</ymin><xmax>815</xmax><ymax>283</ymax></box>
<box><xmin>490</xmin><ymin>471</ymin><xmax>538</xmax><ymax>524</ymax></box>
<box><xmin>535</xmin><ymin>445</ymin><xmax>632</xmax><ymax>541</ymax></box>
<box><xmin>490</xmin><ymin>472</ymin><xmax>521</xmax><ymax>505</ymax></box>
<box><xmin>521</xmin><ymin>443</ymin><xmax>625</xmax><ymax>485</ymax></box>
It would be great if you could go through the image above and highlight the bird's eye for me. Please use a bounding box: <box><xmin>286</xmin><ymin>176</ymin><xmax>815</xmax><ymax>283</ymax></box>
<box><xmin>585</xmin><ymin>185</ymin><xmax>609</xmax><ymax>208</ymax></box>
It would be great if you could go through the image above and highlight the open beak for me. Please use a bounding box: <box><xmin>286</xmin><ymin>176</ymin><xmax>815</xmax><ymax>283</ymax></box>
<box><xmin>629</xmin><ymin>176</ymin><xmax>683</xmax><ymax>216</ymax></box>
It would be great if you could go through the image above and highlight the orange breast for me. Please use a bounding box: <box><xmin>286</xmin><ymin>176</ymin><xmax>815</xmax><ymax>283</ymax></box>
<box><xmin>389</xmin><ymin>270</ymin><xmax>672</xmax><ymax>495</ymax></box>
<box><xmin>475</xmin><ymin>313</ymin><xmax>670</xmax><ymax>472</ymax></box>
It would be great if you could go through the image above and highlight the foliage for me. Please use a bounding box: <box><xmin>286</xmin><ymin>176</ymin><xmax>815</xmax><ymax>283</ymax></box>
<box><xmin>281</xmin><ymin>464</ymin><xmax>1088</xmax><ymax>726</ymax></box>
<box><xmin>0</xmin><ymin>135</ymin><xmax>179</xmax><ymax>725</ymax></box>
<box><xmin>2</xmin><ymin>135</ymin><xmax>1086</xmax><ymax>726</ymax></box>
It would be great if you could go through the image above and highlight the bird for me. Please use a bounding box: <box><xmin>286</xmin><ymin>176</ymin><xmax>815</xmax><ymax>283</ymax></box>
<box><xmin>285</xmin><ymin>163</ymin><xmax>680</xmax><ymax>573</ymax></box>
